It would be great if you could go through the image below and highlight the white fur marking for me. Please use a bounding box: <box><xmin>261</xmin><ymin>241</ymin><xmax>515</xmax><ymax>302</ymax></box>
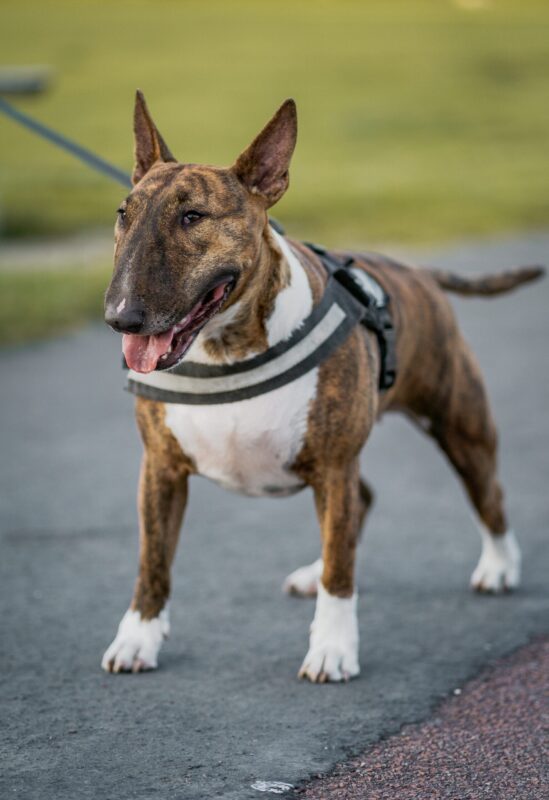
<box><xmin>165</xmin><ymin>370</ymin><xmax>318</xmax><ymax>497</ymax></box>
<box><xmin>164</xmin><ymin>232</ymin><xmax>317</xmax><ymax>497</ymax></box>
<box><xmin>101</xmin><ymin>606</ymin><xmax>170</xmax><ymax>672</ymax></box>
<box><xmin>283</xmin><ymin>557</ymin><xmax>323</xmax><ymax>597</ymax></box>
<box><xmin>299</xmin><ymin>583</ymin><xmax>360</xmax><ymax>682</ymax></box>
<box><xmin>266</xmin><ymin>230</ymin><xmax>313</xmax><ymax>345</ymax></box>
<box><xmin>470</xmin><ymin>526</ymin><xmax>521</xmax><ymax>592</ymax></box>
<box><xmin>116</xmin><ymin>297</ymin><xmax>126</xmax><ymax>314</ymax></box>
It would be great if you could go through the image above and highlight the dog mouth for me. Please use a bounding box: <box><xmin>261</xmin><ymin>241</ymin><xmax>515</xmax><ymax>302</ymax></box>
<box><xmin>122</xmin><ymin>278</ymin><xmax>235</xmax><ymax>374</ymax></box>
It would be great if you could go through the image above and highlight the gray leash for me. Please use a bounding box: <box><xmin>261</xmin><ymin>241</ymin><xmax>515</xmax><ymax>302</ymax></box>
<box><xmin>0</xmin><ymin>96</ymin><xmax>286</xmax><ymax>234</ymax></box>
<box><xmin>0</xmin><ymin>96</ymin><xmax>132</xmax><ymax>189</ymax></box>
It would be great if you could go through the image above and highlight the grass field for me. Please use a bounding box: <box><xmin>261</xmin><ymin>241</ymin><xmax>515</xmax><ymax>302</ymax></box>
<box><xmin>0</xmin><ymin>264</ymin><xmax>111</xmax><ymax>346</ymax></box>
<box><xmin>1</xmin><ymin>0</ymin><xmax>549</xmax><ymax>247</ymax></box>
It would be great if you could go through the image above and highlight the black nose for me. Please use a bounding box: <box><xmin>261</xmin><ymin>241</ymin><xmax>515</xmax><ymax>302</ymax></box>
<box><xmin>104</xmin><ymin>301</ymin><xmax>146</xmax><ymax>334</ymax></box>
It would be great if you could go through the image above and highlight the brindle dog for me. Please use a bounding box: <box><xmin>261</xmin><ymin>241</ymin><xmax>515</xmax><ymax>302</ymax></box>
<box><xmin>102</xmin><ymin>92</ymin><xmax>543</xmax><ymax>681</ymax></box>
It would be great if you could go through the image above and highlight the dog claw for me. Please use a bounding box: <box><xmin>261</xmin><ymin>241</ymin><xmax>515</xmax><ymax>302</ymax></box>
<box><xmin>471</xmin><ymin>571</ymin><xmax>515</xmax><ymax>594</ymax></box>
<box><xmin>298</xmin><ymin>653</ymin><xmax>357</xmax><ymax>684</ymax></box>
<box><xmin>101</xmin><ymin>608</ymin><xmax>168</xmax><ymax>674</ymax></box>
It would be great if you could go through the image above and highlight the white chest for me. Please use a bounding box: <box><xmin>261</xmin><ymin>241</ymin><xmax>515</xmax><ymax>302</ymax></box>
<box><xmin>164</xmin><ymin>368</ymin><xmax>318</xmax><ymax>496</ymax></box>
<box><xmin>164</xmin><ymin>230</ymin><xmax>317</xmax><ymax>497</ymax></box>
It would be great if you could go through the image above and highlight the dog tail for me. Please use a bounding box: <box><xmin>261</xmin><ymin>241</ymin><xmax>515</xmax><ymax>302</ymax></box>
<box><xmin>426</xmin><ymin>265</ymin><xmax>546</xmax><ymax>297</ymax></box>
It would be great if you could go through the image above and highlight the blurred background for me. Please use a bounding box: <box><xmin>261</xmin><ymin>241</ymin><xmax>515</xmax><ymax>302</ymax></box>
<box><xmin>1</xmin><ymin>0</ymin><xmax>549</xmax><ymax>346</ymax></box>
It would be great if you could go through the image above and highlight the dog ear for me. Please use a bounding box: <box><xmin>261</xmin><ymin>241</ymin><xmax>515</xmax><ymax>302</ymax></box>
<box><xmin>132</xmin><ymin>90</ymin><xmax>175</xmax><ymax>184</ymax></box>
<box><xmin>233</xmin><ymin>99</ymin><xmax>297</xmax><ymax>207</ymax></box>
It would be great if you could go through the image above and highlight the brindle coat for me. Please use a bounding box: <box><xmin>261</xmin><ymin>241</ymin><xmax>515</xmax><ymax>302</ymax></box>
<box><xmin>103</xmin><ymin>92</ymin><xmax>543</xmax><ymax>675</ymax></box>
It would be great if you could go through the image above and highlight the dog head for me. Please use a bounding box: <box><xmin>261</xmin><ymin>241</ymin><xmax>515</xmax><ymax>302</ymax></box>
<box><xmin>104</xmin><ymin>91</ymin><xmax>297</xmax><ymax>373</ymax></box>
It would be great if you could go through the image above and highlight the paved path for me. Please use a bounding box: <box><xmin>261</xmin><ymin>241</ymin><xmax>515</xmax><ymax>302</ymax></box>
<box><xmin>1</xmin><ymin>234</ymin><xmax>548</xmax><ymax>799</ymax></box>
<box><xmin>0</xmin><ymin>227</ymin><xmax>112</xmax><ymax>271</ymax></box>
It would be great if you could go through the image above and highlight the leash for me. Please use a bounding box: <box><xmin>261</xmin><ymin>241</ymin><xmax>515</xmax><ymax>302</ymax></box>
<box><xmin>0</xmin><ymin>96</ymin><xmax>285</xmax><ymax>233</ymax></box>
<box><xmin>0</xmin><ymin>96</ymin><xmax>132</xmax><ymax>188</ymax></box>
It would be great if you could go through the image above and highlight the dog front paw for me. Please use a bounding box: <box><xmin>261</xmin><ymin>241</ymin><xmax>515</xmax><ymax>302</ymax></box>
<box><xmin>283</xmin><ymin>558</ymin><xmax>323</xmax><ymax>597</ymax></box>
<box><xmin>298</xmin><ymin>584</ymin><xmax>360</xmax><ymax>683</ymax></box>
<box><xmin>101</xmin><ymin>607</ymin><xmax>169</xmax><ymax>673</ymax></box>
<box><xmin>299</xmin><ymin>641</ymin><xmax>360</xmax><ymax>683</ymax></box>
<box><xmin>470</xmin><ymin>528</ymin><xmax>521</xmax><ymax>593</ymax></box>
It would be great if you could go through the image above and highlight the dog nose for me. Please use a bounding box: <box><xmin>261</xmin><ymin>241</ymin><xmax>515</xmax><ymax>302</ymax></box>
<box><xmin>105</xmin><ymin>300</ymin><xmax>146</xmax><ymax>334</ymax></box>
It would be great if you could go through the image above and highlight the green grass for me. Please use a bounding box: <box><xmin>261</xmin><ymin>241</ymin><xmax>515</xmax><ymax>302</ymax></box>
<box><xmin>1</xmin><ymin>0</ymin><xmax>549</xmax><ymax>246</ymax></box>
<box><xmin>0</xmin><ymin>264</ymin><xmax>111</xmax><ymax>345</ymax></box>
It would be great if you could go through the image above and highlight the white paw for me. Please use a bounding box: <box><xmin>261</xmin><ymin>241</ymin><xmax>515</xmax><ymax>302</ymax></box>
<box><xmin>283</xmin><ymin>558</ymin><xmax>323</xmax><ymax>597</ymax></box>
<box><xmin>470</xmin><ymin>528</ymin><xmax>521</xmax><ymax>593</ymax></box>
<box><xmin>298</xmin><ymin>583</ymin><xmax>360</xmax><ymax>683</ymax></box>
<box><xmin>101</xmin><ymin>607</ymin><xmax>170</xmax><ymax>673</ymax></box>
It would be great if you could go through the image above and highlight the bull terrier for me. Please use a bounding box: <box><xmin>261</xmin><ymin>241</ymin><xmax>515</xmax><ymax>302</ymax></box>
<box><xmin>102</xmin><ymin>92</ymin><xmax>543</xmax><ymax>681</ymax></box>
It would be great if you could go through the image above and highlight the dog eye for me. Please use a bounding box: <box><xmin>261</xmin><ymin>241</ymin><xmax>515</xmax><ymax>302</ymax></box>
<box><xmin>181</xmin><ymin>210</ymin><xmax>203</xmax><ymax>227</ymax></box>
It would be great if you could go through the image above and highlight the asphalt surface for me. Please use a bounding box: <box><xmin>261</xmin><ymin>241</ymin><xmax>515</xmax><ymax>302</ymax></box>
<box><xmin>1</xmin><ymin>233</ymin><xmax>548</xmax><ymax>799</ymax></box>
<box><xmin>298</xmin><ymin>637</ymin><xmax>549</xmax><ymax>799</ymax></box>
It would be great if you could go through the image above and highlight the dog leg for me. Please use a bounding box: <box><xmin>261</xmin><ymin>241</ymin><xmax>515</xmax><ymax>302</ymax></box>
<box><xmin>427</xmin><ymin>340</ymin><xmax>521</xmax><ymax>593</ymax></box>
<box><xmin>283</xmin><ymin>477</ymin><xmax>373</xmax><ymax>598</ymax></box>
<box><xmin>441</xmin><ymin>437</ymin><xmax>520</xmax><ymax>593</ymax></box>
<box><xmin>299</xmin><ymin>461</ymin><xmax>362</xmax><ymax>682</ymax></box>
<box><xmin>439</xmin><ymin>428</ymin><xmax>520</xmax><ymax>592</ymax></box>
<box><xmin>102</xmin><ymin>451</ymin><xmax>189</xmax><ymax>673</ymax></box>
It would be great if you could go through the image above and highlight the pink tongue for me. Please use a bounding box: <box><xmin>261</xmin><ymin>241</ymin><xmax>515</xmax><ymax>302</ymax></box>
<box><xmin>123</xmin><ymin>329</ymin><xmax>175</xmax><ymax>373</ymax></box>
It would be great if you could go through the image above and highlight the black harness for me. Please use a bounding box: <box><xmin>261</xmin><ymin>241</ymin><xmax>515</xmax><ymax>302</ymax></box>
<box><xmin>305</xmin><ymin>243</ymin><xmax>397</xmax><ymax>390</ymax></box>
<box><xmin>126</xmin><ymin>240</ymin><xmax>397</xmax><ymax>405</ymax></box>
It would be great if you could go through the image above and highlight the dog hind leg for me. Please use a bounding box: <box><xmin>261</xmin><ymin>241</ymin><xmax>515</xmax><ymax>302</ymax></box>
<box><xmin>427</xmin><ymin>342</ymin><xmax>521</xmax><ymax>593</ymax></box>
<box><xmin>283</xmin><ymin>477</ymin><xmax>374</xmax><ymax>597</ymax></box>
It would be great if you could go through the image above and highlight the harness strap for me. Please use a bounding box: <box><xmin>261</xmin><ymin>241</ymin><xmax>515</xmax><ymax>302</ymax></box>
<box><xmin>305</xmin><ymin>243</ymin><xmax>397</xmax><ymax>390</ymax></box>
<box><xmin>126</xmin><ymin>277</ymin><xmax>365</xmax><ymax>405</ymax></box>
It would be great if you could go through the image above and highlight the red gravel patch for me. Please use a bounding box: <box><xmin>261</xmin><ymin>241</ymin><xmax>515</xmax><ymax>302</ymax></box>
<box><xmin>296</xmin><ymin>638</ymin><xmax>548</xmax><ymax>800</ymax></box>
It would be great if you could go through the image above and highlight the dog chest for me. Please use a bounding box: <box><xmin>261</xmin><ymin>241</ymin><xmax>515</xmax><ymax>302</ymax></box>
<box><xmin>164</xmin><ymin>369</ymin><xmax>318</xmax><ymax>497</ymax></box>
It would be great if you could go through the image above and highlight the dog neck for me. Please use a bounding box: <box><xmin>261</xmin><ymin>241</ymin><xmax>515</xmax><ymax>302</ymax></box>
<box><xmin>188</xmin><ymin>226</ymin><xmax>314</xmax><ymax>365</ymax></box>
